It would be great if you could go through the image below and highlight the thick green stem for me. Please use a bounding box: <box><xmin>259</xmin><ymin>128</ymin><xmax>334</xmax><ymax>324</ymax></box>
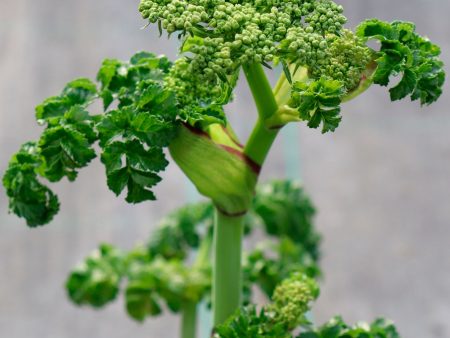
<box><xmin>211</xmin><ymin>63</ymin><xmax>281</xmax><ymax>328</ymax></box>
<box><xmin>244</xmin><ymin>119</ymin><xmax>278</xmax><ymax>166</ymax></box>
<box><xmin>243</xmin><ymin>63</ymin><xmax>279</xmax><ymax>120</ymax></box>
<box><xmin>243</xmin><ymin>63</ymin><xmax>280</xmax><ymax>166</ymax></box>
<box><xmin>212</xmin><ymin>208</ymin><xmax>244</xmax><ymax>326</ymax></box>
<box><xmin>181</xmin><ymin>301</ymin><xmax>197</xmax><ymax>338</ymax></box>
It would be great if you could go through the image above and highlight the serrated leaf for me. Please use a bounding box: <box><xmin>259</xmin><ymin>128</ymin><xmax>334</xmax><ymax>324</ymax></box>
<box><xmin>101</xmin><ymin>140</ymin><xmax>168</xmax><ymax>203</ymax></box>
<box><xmin>61</xmin><ymin>105</ymin><xmax>97</xmax><ymax>143</ymax></box>
<box><xmin>66</xmin><ymin>244</ymin><xmax>124</xmax><ymax>308</ymax></box>
<box><xmin>389</xmin><ymin>69</ymin><xmax>417</xmax><ymax>101</ymax></box>
<box><xmin>35</xmin><ymin>96</ymin><xmax>71</xmax><ymax>121</ymax></box>
<box><xmin>2</xmin><ymin>142</ymin><xmax>60</xmax><ymax>226</ymax></box>
<box><xmin>106</xmin><ymin>167</ymin><xmax>129</xmax><ymax>195</ymax></box>
<box><xmin>126</xmin><ymin>284</ymin><xmax>162</xmax><ymax>321</ymax></box>
<box><xmin>97</xmin><ymin>109</ymin><xmax>133</xmax><ymax>146</ymax></box>
<box><xmin>35</xmin><ymin>77</ymin><xmax>97</xmax><ymax>126</ymax></box>
<box><xmin>97</xmin><ymin>59</ymin><xmax>122</xmax><ymax>89</ymax></box>
<box><xmin>125</xmin><ymin>170</ymin><xmax>160</xmax><ymax>203</ymax></box>
<box><xmin>291</xmin><ymin>78</ymin><xmax>344</xmax><ymax>133</ymax></box>
<box><xmin>39</xmin><ymin>126</ymin><xmax>96</xmax><ymax>182</ymax></box>
<box><xmin>299</xmin><ymin>316</ymin><xmax>401</xmax><ymax>338</ymax></box>
<box><xmin>357</xmin><ymin>19</ymin><xmax>445</xmax><ymax>105</ymax></box>
<box><xmin>62</xmin><ymin>78</ymin><xmax>97</xmax><ymax>105</ymax></box>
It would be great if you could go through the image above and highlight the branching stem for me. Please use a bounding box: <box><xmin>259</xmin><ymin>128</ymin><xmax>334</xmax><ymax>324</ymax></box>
<box><xmin>243</xmin><ymin>63</ymin><xmax>280</xmax><ymax>166</ymax></box>
<box><xmin>211</xmin><ymin>63</ymin><xmax>288</xmax><ymax>329</ymax></box>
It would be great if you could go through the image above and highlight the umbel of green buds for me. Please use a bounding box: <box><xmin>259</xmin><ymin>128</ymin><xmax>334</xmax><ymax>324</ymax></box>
<box><xmin>169</xmin><ymin>123</ymin><xmax>259</xmax><ymax>215</ymax></box>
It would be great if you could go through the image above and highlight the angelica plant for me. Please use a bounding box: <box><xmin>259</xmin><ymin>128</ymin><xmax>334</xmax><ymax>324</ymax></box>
<box><xmin>3</xmin><ymin>0</ymin><xmax>445</xmax><ymax>337</ymax></box>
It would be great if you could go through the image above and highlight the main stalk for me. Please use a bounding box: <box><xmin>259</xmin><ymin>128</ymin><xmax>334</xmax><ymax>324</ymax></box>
<box><xmin>212</xmin><ymin>63</ymin><xmax>281</xmax><ymax>328</ymax></box>
<box><xmin>212</xmin><ymin>209</ymin><xmax>244</xmax><ymax>326</ymax></box>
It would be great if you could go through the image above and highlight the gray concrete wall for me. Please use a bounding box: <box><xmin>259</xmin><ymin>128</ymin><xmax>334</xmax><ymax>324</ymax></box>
<box><xmin>0</xmin><ymin>1</ymin><xmax>449</xmax><ymax>337</ymax></box>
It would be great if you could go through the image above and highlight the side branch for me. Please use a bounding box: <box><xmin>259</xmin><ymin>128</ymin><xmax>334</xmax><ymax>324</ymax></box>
<box><xmin>243</xmin><ymin>63</ymin><xmax>280</xmax><ymax>166</ymax></box>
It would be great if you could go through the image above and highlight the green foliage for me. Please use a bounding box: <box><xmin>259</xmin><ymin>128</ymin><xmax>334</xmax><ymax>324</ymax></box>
<box><xmin>290</xmin><ymin>78</ymin><xmax>344</xmax><ymax>133</ymax></box>
<box><xmin>66</xmin><ymin>244</ymin><xmax>124</xmax><ymax>307</ymax></box>
<box><xmin>243</xmin><ymin>238</ymin><xmax>320</xmax><ymax>306</ymax></box>
<box><xmin>147</xmin><ymin>202</ymin><xmax>214</xmax><ymax>260</ymax></box>
<box><xmin>35</xmin><ymin>78</ymin><xmax>97</xmax><ymax>121</ymax></box>
<box><xmin>65</xmin><ymin>201</ymin><xmax>214</xmax><ymax>321</ymax></box>
<box><xmin>2</xmin><ymin>143</ymin><xmax>59</xmax><ymax>227</ymax></box>
<box><xmin>215</xmin><ymin>272</ymin><xmax>319</xmax><ymax>338</ymax></box>
<box><xmin>3</xmin><ymin>52</ymin><xmax>222</xmax><ymax>226</ymax></box>
<box><xmin>95</xmin><ymin>54</ymin><xmax>179</xmax><ymax>203</ymax></box>
<box><xmin>214</xmin><ymin>306</ymin><xmax>289</xmax><ymax>338</ymax></box>
<box><xmin>357</xmin><ymin>19</ymin><xmax>445</xmax><ymax>105</ymax></box>
<box><xmin>253</xmin><ymin>180</ymin><xmax>319</xmax><ymax>259</ymax></box>
<box><xmin>216</xmin><ymin>274</ymin><xmax>400</xmax><ymax>338</ymax></box>
<box><xmin>65</xmin><ymin>180</ymin><xmax>321</xmax><ymax>322</ymax></box>
<box><xmin>126</xmin><ymin>257</ymin><xmax>210</xmax><ymax>321</ymax></box>
<box><xmin>242</xmin><ymin>180</ymin><xmax>321</xmax><ymax>302</ymax></box>
<box><xmin>33</xmin><ymin>78</ymin><xmax>99</xmax><ymax>183</ymax></box>
<box><xmin>39</xmin><ymin>126</ymin><xmax>96</xmax><ymax>182</ymax></box>
<box><xmin>216</xmin><ymin>309</ymin><xmax>401</xmax><ymax>338</ymax></box>
<box><xmin>299</xmin><ymin>316</ymin><xmax>400</xmax><ymax>338</ymax></box>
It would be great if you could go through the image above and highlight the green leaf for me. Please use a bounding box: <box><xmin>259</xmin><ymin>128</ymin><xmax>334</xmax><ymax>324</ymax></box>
<box><xmin>253</xmin><ymin>180</ymin><xmax>320</xmax><ymax>260</ymax></box>
<box><xmin>126</xmin><ymin>282</ymin><xmax>162</xmax><ymax>321</ymax></box>
<box><xmin>101</xmin><ymin>140</ymin><xmax>168</xmax><ymax>203</ymax></box>
<box><xmin>181</xmin><ymin>104</ymin><xmax>226</xmax><ymax>128</ymax></box>
<box><xmin>125</xmin><ymin>258</ymin><xmax>209</xmax><ymax>321</ymax></box>
<box><xmin>66</xmin><ymin>244</ymin><xmax>124</xmax><ymax>308</ymax></box>
<box><xmin>3</xmin><ymin>143</ymin><xmax>60</xmax><ymax>227</ymax></box>
<box><xmin>6</xmin><ymin>52</ymin><xmax>184</xmax><ymax>227</ymax></box>
<box><xmin>35</xmin><ymin>96</ymin><xmax>71</xmax><ymax>121</ymax></box>
<box><xmin>62</xmin><ymin>105</ymin><xmax>98</xmax><ymax>143</ymax></box>
<box><xmin>35</xmin><ymin>78</ymin><xmax>97</xmax><ymax>121</ymax></box>
<box><xmin>97</xmin><ymin>108</ymin><xmax>133</xmax><ymax>146</ymax></box>
<box><xmin>299</xmin><ymin>316</ymin><xmax>401</xmax><ymax>338</ymax></box>
<box><xmin>357</xmin><ymin>19</ymin><xmax>445</xmax><ymax>105</ymax></box>
<box><xmin>39</xmin><ymin>126</ymin><xmax>96</xmax><ymax>182</ymax></box>
<box><xmin>243</xmin><ymin>181</ymin><xmax>321</xmax><ymax>306</ymax></box>
<box><xmin>97</xmin><ymin>82</ymin><xmax>179</xmax><ymax>148</ymax></box>
<box><xmin>125</xmin><ymin>170</ymin><xmax>160</xmax><ymax>203</ymax></box>
<box><xmin>291</xmin><ymin>78</ymin><xmax>344</xmax><ymax>133</ymax></box>
<box><xmin>135</xmin><ymin>80</ymin><xmax>177</xmax><ymax>116</ymax></box>
<box><xmin>147</xmin><ymin>202</ymin><xmax>213</xmax><ymax>260</ymax></box>
<box><xmin>96</xmin><ymin>52</ymin><xmax>172</xmax><ymax>109</ymax></box>
<box><xmin>389</xmin><ymin>69</ymin><xmax>417</xmax><ymax>101</ymax></box>
<box><xmin>97</xmin><ymin>59</ymin><xmax>122</xmax><ymax>89</ymax></box>
<box><xmin>62</xmin><ymin>78</ymin><xmax>97</xmax><ymax>105</ymax></box>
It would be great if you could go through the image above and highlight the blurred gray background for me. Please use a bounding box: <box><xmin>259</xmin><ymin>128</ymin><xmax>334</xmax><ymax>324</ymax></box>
<box><xmin>1</xmin><ymin>0</ymin><xmax>449</xmax><ymax>337</ymax></box>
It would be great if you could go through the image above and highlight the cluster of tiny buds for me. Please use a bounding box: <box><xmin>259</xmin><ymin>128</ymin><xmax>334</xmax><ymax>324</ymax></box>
<box><xmin>165</xmin><ymin>58</ymin><xmax>223</xmax><ymax>105</ymax></box>
<box><xmin>280</xmin><ymin>27</ymin><xmax>371</xmax><ymax>91</ymax></box>
<box><xmin>304</xmin><ymin>1</ymin><xmax>346</xmax><ymax>34</ymax></box>
<box><xmin>140</xmin><ymin>0</ymin><xmax>369</xmax><ymax>92</ymax></box>
<box><xmin>270</xmin><ymin>273</ymin><xmax>318</xmax><ymax>329</ymax></box>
